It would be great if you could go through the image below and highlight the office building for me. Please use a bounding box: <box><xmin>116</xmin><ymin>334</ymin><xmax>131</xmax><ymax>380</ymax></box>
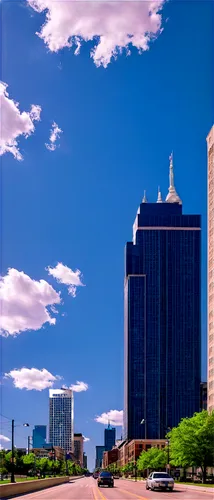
<box><xmin>102</xmin><ymin>448</ymin><xmax>119</xmax><ymax>469</ymax></box>
<box><xmin>95</xmin><ymin>445</ymin><xmax>105</xmax><ymax>469</ymax></box>
<box><xmin>74</xmin><ymin>433</ymin><xmax>84</xmax><ymax>467</ymax></box>
<box><xmin>104</xmin><ymin>424</ymin><xmax>116</xmax><ymax>451</ymax></box>
<box><xmin>200</xmin><ymin>382</ymin><xmax>207</xmax><ymax>411</ymax></box>
<box><xmin>124</xmin><ymin>155</ymin><xmax>201</xmax><ymax>440</ymax></box>
<box><xmin>49</xmin><ymin>388</ymin><xmax>74</xmax><ymax>452</ymax></box>
<box><xmin>207</xmin><ymin>125</ymin><xmax>214</xmax><ymax>412</ymax></box>
<box><xmin>32</xmin><ymin>425</ymin><xmax>47</xmax><ymax>448</ymax></box>
<box><xmin>83</xmin><ymin>452</ymin><xmax>87</xmax><ymax>469</ymax></box>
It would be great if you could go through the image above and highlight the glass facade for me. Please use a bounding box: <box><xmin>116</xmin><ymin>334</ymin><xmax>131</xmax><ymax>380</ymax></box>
<box><xmin>49</xmin><ymin>388</ymin><xmax>74</xmax><ymax>452</ymax></box>
<box><xmin>104</xmin><ymin>426</ymin><xmax>116</xmax><ymax>451</ymax></box>
<box><xmin>207</xmin><ymin>125</ymin><xmax>214</xmax><ymax>412</ymax></box>
<box><xmin>124</xmin><ymin>202</ymin><xmax>201</xmax><ymax>440</ymax></box>
<box><xmin>32</xmin><ymin>425</ymin><xmax>46</xmax><ymax>448</ymax></box>
<box><xmin>95</xmin><ymin>445</ymin><xmax>105</xmax><ymax>468</ymax></box>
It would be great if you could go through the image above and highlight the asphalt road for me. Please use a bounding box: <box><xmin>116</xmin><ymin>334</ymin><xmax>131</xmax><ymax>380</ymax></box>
<box><xmin>12</xmin><ymin>477</ymin><xmax>214</xmax><ymax>500</ymax></box>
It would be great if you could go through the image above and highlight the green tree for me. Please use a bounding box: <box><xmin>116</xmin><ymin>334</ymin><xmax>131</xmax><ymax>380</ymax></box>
<box><xmin>137</xmin><ymin>447</ymin><xmax>167</xmax><ymax>472</ymax></box>
<box><xmin>23</xmin><ymin>453</ymin><xmax>36</xmax><ymax>475</ymax></box>
<box><xmin>37</xmin><ymin>457</ymin><xmax>51</xmax><ymax>478</ymax></box>
<box><xmin>51</xmin><ymin>459</ymin><xmax>61</xmax><ymax>476</ymax></box>
<box><xmin>169</xmin><ymin>410</ymin><xmax>214</xmax><ymax>483</ymax></box>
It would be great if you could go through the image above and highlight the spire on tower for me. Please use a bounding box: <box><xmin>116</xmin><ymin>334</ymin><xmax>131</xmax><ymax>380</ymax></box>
<box><xmin>157</xmin><ymin>186</ymin><xmax>163</xmax><ymax>203</ymax></box>
<box><xmin>142</xmin><ymin>190</ymin><xmax>147</xmax><ymax>203</ymax></box>
<box><xmin>165</xmin><ymin>152</ymin><xmax>182</xmax><ymax>204</ymax></box>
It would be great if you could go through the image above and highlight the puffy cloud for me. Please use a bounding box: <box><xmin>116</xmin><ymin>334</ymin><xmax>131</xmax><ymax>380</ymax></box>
<box><xmin>0</xmin><ymin>435</ymin><xmax>10</xmax><ymax>442</ymax></box>
<box><xmin>45</xmin><ymin>121</ymin><xmax>62</xmax><ymax>151</ymax></box>
<box><xmin>95</xmin><ymin>409</ymin><xmax>123</xmax><ymax>426</ymax></box>
<box><xmin>5</xmin><ymin>367</ymin><xmax>61</xmax><ymax>391</ymax></box>
<box><xmin>70</xmin><ymin>381</ymin><xmax>88</xmax><ymax>392</ymax></box>
<box><xmin>0</xmin><ymin>81</ymin><xmax>41</xmax><ymax>160</ymax></box>
<box><xmin>0</xmin><ymin>268</ymin><xmax>61</xmax><ymax>336</ymax></box>
<box><xmin>83</xmin><ymin>436</ymin><xmax>90</xmax><ymax>442</ymax></box>
<box><xmin>47</xmin><ymin>262</ymin><xmax>84</xmax><ymax>297</ymax></box>
<box><xmin>27</xmin><ymin>0</ymin><xmax>165</xmax><ymax>68</ymax></box>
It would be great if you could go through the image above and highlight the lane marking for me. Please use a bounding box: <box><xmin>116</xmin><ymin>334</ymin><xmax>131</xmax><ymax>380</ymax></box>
<box><xmin>118</xmin><ymin>487</ymin><xmax>148</xmax><ymax>500</ymax></box>
<box><xmin>95</xmin><ymin>486</ymin><xmax>108</xmax><ymax>500</ymax></box>
<box><xmin>93</xmin><ymin>487</ymin><xmax>99</xmax><ymax>500</ymax></box>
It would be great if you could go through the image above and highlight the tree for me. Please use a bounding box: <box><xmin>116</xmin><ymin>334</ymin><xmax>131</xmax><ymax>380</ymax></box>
<box><xmin>23</xmin><ymin>453</ymin><xmax>36</xmax><ymax>475</ymax></box>
<box><xmin>169</xmin><ymin>410</ymin><xmax>214</xmax><ymax>483</ymax></box>
<box><xmin>51</xmin><ymin>459</ymin><xmax>61</xmax><ymax>476</ymax></box>
<box><xmin>137</xmin><ymin>447</ymin><xmax>167</xmax><ymax>472</ymax></box>
<box><xmin>37</xmin><ymin>457</ymin><xmax>51</xmax><ymax>477</ymax></box>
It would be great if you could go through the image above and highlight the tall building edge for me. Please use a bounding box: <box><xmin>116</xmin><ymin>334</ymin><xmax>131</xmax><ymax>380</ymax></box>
<box><xmin>124</xmin><ymin>157</ymin><xmax>201</xmax><ymax>440</ymax></box>
<box><xmin>207</xmin><ymin>125</ymin><xmax>214</xmax><ymax>412</ymax></box>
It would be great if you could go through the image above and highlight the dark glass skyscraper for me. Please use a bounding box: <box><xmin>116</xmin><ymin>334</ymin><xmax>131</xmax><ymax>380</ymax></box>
<box><xmin>32</xmin><ymin>425</ymin><xmax>46</xmax><ymax>448</ymax></box>
<box><xmin>124</xmin><ymin>156</ymin><xmax>201</xmax><ymax>440</ymax></box>
<box><xmin>104</xmin><ymin>425</ymin><xmax>116</xmax><ymax>451</ymax></box>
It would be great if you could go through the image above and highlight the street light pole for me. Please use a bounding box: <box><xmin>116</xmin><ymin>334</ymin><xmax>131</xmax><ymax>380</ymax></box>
<box><xmin>11</xmin><ymin>421</ymin><xmax>30</xmax><ymax>483</ymax></box>
<box><xmin>11</xmin><ymin>420</ymin><xmax>15</xmax><ymax>483</ymax></box>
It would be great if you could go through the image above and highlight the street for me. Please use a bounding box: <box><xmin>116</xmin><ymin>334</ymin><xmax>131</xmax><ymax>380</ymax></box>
<box><xmin>10</xmin><ymin>477</ymin><xmax>213</xmax><ymax>500</ymax></box>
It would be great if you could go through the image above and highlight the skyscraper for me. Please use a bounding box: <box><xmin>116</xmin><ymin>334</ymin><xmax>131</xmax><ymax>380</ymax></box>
<box><xmin>207</xmin><ymin>125</ymin><xmax>214</xmax><ymax>412</ymax></box>
<box><xmin>74</xmin><ymin>433</ymin><xmax>84</xmax><ymax>467</ymax></box>
<box><xmin>49</xmin><ymin>388</ymin><xmax>74</xmax><ymax>452</ymax></box>
<box><xmin>32</xmin><ymin>425</ymin><xmax>46</xmax><ymax>448</ymax></box>
<box><xmin>95</xmin><ymin>445</ymin><xmax>105</xmax><ymax>469</ymax></box>
<box><xmin>124</xmin><ymin>156</ymin><xmax>201</xmax><ymax>440</ymax></box>
<box><xmin>104</xmin><ymin>424</ymin><xmax>116</xmax><ymax>451</ymax></box>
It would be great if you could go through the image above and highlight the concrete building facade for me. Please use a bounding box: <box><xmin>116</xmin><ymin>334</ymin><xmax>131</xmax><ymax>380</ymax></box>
<box><xmin>73</xmin><ymin>433</ymin><xmax>84</xmax><ymax>467</ymax></box>
<box><xmin>207</xmin><ymin>125</ymin><xmax>214</xmax><ymax>412</ymax></box>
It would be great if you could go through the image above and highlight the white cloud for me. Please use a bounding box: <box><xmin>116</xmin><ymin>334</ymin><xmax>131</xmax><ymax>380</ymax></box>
<box><xmin>0</xmin><ymin>81</ymin><xmax>41</xmax><ymax>160</ymax></box>
<box><xmin>95</xmin><ymin>409</ymin><xmax>123</xmax><ymax>426</ymax></box>
<box><xmin>70</xmin><ymin>381</ymin><xmax>88</xmax><ymax>392</ymax></box>
<box><xmin>83</xmin><ymin>436</ymin><xmax>90</xmax><ymax>442</ymax></box>
<box><xmin>0</xmin><ymin>435</ymin><xmax>10</xmax><ymax>442</ymax></box>
<box><xmin>27</xmin><ymin>0</ymin><xmax>165</xmax><ymax>68</ymax></box>
<box><xmin>45</xmin><ymin>121</ymin><xmax>62</xmax><ymax>151</ymax></box>
<box><xmin>5</xmin><ymin>367</ymin><xmax>61</xmax><ymax>391</ymax></box>
<box><xmin>0</xmin><ymin>268</ymin><xmax>61</xmax><ymax>336</ymax></box>
<box><xmin>47</xmin><ymin>262</ymin><xmax>84</xmax><ymax>297</ymax></box>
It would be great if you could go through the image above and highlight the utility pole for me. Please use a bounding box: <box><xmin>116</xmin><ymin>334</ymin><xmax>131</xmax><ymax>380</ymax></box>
<box><xmin>11</xmin><ymin>419</ymin><xmax>15</xmax><ymax>483</ymax></box>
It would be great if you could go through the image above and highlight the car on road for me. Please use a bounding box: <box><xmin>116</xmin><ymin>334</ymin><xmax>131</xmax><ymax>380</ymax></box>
<box><xmin>146</xmin><ymin>472</ymin><xmax>174</xmax><ymax>491</ymax></box>
<box><xmin>93</xmin><ymin>472</ymin><xmax>100</xmax><ymax>479</ymax></box>
<box><xmin>97</xmin><ymin>471</ymin><xmax>114</xmax><ymax>488</ymax></box>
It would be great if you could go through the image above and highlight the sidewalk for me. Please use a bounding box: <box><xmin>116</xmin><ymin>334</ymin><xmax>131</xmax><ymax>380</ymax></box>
<box><xmin>125</xmin><ymin>478</ymin><xmax>214</xmax><ymax>494</ymax></box>
<box><xmin>175</xmin><ymin>483</ymin><xmax>214</xmax><ymax>494</ymax></box>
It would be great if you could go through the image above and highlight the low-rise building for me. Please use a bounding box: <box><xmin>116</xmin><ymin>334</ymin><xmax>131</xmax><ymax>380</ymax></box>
<box><xmin>102</xmin><ymin>448</ymin><xmax>119</xmax><ymax>469</ymax></box>
<box><xmin>32</xmin><ymin>446</ymin><xmax>64</xmax><ymax>461</ymax></box>
<box><xmin>126</xmin><ymin>439</ymin><xmax>166</xmax><ymax>463</ymax></box>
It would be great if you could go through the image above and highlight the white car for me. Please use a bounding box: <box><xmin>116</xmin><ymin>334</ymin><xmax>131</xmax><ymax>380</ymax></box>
<box><xmin>146</xmin><ymin>472</ymin><xmax>174</xmax><ymax>491</ymax></box>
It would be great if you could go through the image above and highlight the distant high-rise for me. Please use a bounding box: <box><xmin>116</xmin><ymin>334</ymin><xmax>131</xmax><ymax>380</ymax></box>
<box><xmin>104</xmin><ymin>425</ymin><xmax>116</xmax><ymax>451</ymax></box>
<box><xmin>124</xmin><ymin>155</ymin><xmax>201</xmax><ymax>440</ymax></box>
<box><xmin>83</xmin><ymin>452</ymin><xmax>87</xmax><ymax>470</ymax></box>
<box><xmin>32</xmin><ymin>425</ymin><xmax>46</xmax><ymax>448</ymax></box>
<box><xmin>207</xmin><ymin>125</ymin><xmax>214</xmax><ymax>412</ymax></box>
<box><xmin>49</xmin><ymin>388</ymin><xmax>74</xmax><ymax>452</ymax></box>
<box><xmin>95</xmin><ymin>445</ymin><xmax>105</xmax><ymax>469</ymax></box>
<box><xmin>73</xmin><ymin>433</ymin><xmax>84</xmax><ymax>467</ymax></box>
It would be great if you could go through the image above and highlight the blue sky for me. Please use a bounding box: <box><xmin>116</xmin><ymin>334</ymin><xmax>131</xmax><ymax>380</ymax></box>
<box><xmin>0</xmin><ymin>0</ymin><xmax>213</xmax><ymax>470</ymax></box>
